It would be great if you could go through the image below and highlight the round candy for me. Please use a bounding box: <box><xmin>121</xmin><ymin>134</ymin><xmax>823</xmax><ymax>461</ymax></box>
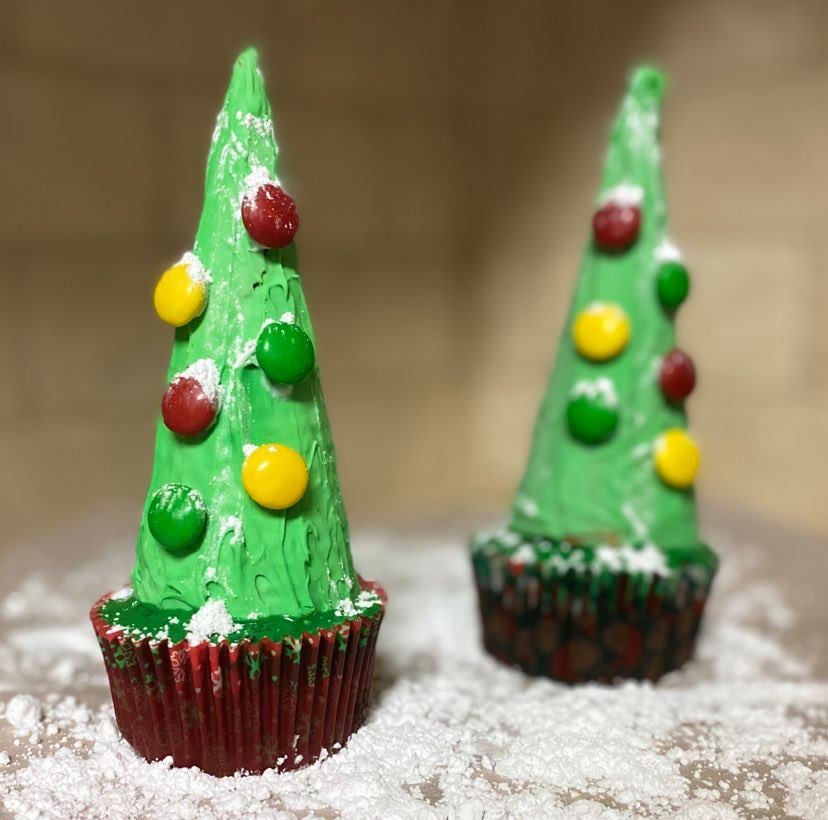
<box><xmin>256</xmin><ymin>321</ymin><xmax>315</xmax><ymax>385</ymax></box>
<box><xmin>147</xmin><ymin>483</ymin><xmax>207</xmax><ymax>551</ymax></box>
<box><xmin>657</xmin><ymin>260</ymin><xmax>690</xmax><ymax>310</ymax></box>
<box><xmin>572</xmin><ymin>303</ymin><xmax>630</xmax><ymax>361</ymax></box>
<box><xmin>241</xmin><ymin>183</ymin><xmax>299</xmax><ymax>248</ymax></box>
<box><xmin>567</xmin><ymin>381</ymin><xmax>619</xmax><ymax>444</ymax></box>
<box><xmin>653</xmin><ymin>429</ymin><xmax>700</xmax><ymax>489</ymax></box>
<box><xmin>154</xmin><ymin>261</ymin><xmax>208</xmax><ymax>327</ymax></box>
<box><xmin>242</xmin><ymin>444</ymin><xmax>309</xmax><ymax>510</ymax></box>
<box><xmin>162</xmin><ymin>376</ymin><xmax>218</xmax><ymax>436</ymax></box>
<box><xmin>593</xmin><ymin>202</ymin><xmax>641</xmax><ymax>251</ymax></box>
<box><xmin>659</xmin><ymin>349</ymin><xmax>696</xmax><ymax>404</ymax></box>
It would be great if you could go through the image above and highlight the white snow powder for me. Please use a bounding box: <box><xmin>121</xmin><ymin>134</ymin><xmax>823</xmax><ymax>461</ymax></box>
<box><xmin>0</xmin><ymin>529</ymin><xmax>825</xmax><ymax>818</ymax></box>
<box><xmin>655</xmin><ymin>239</ymin><xmax>683</xmax><ymax>262</ymax></box>
<box><xmin>334</xmin><ymin>590</ymin><xmax>382</xmax><ymax>619</ymax></box>
<box><xmin>175</xmin><ymin>358</ymin><xmax>221</xmax><ymax>405</ymax></box>
<box><xmin>594</xmin><ymin>542</ymin><xmax>670</xmax><ymax>576</ymax></box>
<box><xmin>184</xmin><ymin>600</ymin><xmax>239</xmax><ymax>645</ymax></box>
<box><xmin>178</xmin><ymin>251</ymin><xmax>212</xmax><ymax>285</ymax></box>
<box><xmin>218</xmin><ymin>516</ymin><xmax>244</xmax><ymax>545</ymax></box>
<box><xmin>243</xmin><ymin>165</ymin><xmax>278</xmax><ymax>197</ymax></box>
<box><xmin>4</xmin><ymin>695</ymin><xmax>42</xmax><ymax>733</ymax></box>
<box><xmin>570</xmin><ymin>377</ymin><xmax>619</xmax><ymax>408</ymax></box>
<box><xmin>109</xmin><ymin>585</ymin><xmax>132</xmax><ymax>601</ymax></box>
<box><xmin>515</xmin><ymin>496</ymin><xmax>539</xmax><ymax>518</ymax></box>
<box><xmin>598</xmin><ymin>183</ymin><xmax>644</xmax><ymax>206</ymax></box>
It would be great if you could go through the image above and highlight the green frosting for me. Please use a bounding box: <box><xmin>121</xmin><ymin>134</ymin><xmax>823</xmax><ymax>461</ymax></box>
<box><xmin>99</xmin><ymin>592</ymin><xmax>382</xmax><ymax>646</ymax></box>
<box><xmin>509</xmin><ymin>67</ymin><xmax>709</xmax><ymax>564</ymax></box>
<box><xmin>130</xmin><ymin>49</ymin><xmax>359</xmax><ymax>622</ymax></box>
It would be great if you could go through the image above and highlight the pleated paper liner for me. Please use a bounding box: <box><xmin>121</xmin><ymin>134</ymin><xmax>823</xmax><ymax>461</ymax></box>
<box><xmin>472</xmin><ymin>549</ymin><xmax>714</xmax><ymax>684</ymax></box>
<box><xmin>90</xmin><ymin>580</ymin><xmax>385</xmax><ymax>777</ymax></box>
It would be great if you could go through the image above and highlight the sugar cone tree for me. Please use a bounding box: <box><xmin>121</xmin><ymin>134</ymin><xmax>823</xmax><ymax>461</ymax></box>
<box><xmin>132</xmin><ymin>48</ymin><xmax>357</xmax><ymax>619</ymax></box>
<box><xmin>510</xmin><ymin>67</ymin><xmax>701</xmax><ymax>552</ymax></box>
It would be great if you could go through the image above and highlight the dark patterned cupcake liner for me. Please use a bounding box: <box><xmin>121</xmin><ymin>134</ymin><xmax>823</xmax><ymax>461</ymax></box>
<box><xmin>472</xmin><ymin>550</ymin><xmax>714</xmax><ymax>683</ymax></box>
<box><xmin>90</xmin><ymin>580</ymin><xmax>385</xmax><ymax>776</ymax></box>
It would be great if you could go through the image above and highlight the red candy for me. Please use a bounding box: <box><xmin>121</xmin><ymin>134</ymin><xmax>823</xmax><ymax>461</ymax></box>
<box><xmin>592</xmin><ymin>202</ymin><xmax>641</xmax><ymax>251</ymax></box>
<box><xmin>241</xmin><ymin>183</ymin><xmax>299</xmax><ymax>248</ymax></box>
<box><xmin>162</xmin><ymin>377</ymin><xmax>218</xmax><ymax>436</ymax></box>
<box><xmin>659</xmin><ymin>349</ymin><xmax>696</xmax><ymax>403</ymax></box>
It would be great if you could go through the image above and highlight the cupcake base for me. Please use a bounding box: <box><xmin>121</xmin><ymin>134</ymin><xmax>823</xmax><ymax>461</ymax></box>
<box><xmin>90</xmin><ymin>580</ymin><xmax>385</xmax><ymax>776</ymax></box>
<box><xmin>472</xmin><ymin>547</ymin><xmax>714</xmax><ymax>683</ymax></box>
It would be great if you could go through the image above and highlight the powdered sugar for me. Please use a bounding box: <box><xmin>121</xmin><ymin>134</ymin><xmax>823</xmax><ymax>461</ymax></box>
<box><xmin>570</xmin><ymin>377</ymin><xmax>619</xmax><ymax>408</ymax></box>
<box><xmin>184</xmin><ymin>600</ymin><xmax>239</xmax><ymax>645</ymax></box>
<box><xmin>598</xmin><ymin>183</ymin><xmax>644</xmax><ymax>207</ymax></box>
<box><xmin>4</xmin><ymin>695</ymin><xmax>42</xmax><ymax>734</ymax></box>
<box><xmin>217</xmin><ymin>515</ymin><xmax>244</xmax><ymax>545</ymax></box>
<box><xmin>235</xmin><ymin>111</ymin><xmax>274</xmax><ymax>139</ymax></box>
<box><xmin>179</xmin><ymin>251</ymin><xmax>212</xmax><ymax>285</ymax></box>
<box><xmin>175</xmin><ymin>358</ymin><xmax>221</xmax><ymax>405</ymax></box>
<box><xmin>0</xmin><ymin>526</ymin><xmax>825</xmax><ymax>818</ymax></box>
<box><xmin>334</xmin><ymin>589</ymin><xmax>383</xmax><ymax>619</ymax></box>
<box><xmin>655</xmin><ymin>239</ymin><xmax>683</xmax><ymax>262</ymax></box>
<box><xmin>109</xmin><ymin>585</ymin><xmax>132</xmax><ymax>602</ymax></box>
<box><xmin>594</xmin><ymin>542</ymin><xmax>669</xmax><ymax>576</ymax></box>
<box><xmin>243</xmin><ymin>165</ymin><xmax>279</xmax><ymax>198</ymax></box>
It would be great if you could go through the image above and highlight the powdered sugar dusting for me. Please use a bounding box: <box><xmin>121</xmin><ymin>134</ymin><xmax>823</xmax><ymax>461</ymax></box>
<box><xmin>594</xmin><ymin>542</ymin><xmax>669</xmax><ymax>576</ymax></box>
<box><xmin>655</xmin><ymin>239</ymin><xmax>683</xmax><ymax>262</ymax></box>
<box><xmin>598</xmin><ymin>183</ymin><xmax>644</xmax><ymax>207</ymax></box>
<box><xmin>571</xmin><ymin>376</ymin><xmax>619</xmax><ymax>408</ymax></box>
<box><xmin>4</xmin><ymin>695</ymin><xmax>42</xmax><ymax>734</ymax></box>
<box><xmin>334</xmin><ymin>589</ymin><xmax>382</xmax><ymax>619</ymax></box>
<box><xmin>0</xmin><ymin>526</ymin><xmax>825</xmax><ymax>817</ymax></box>
<box><xmin>179</xmin><ymin>251</ymin><xmax>212</xmax><ymax>285</ymax></box>
<box><xmin>109</xmin><ymin>585</ymin><xmax>132</xmax><ymax>602</ymax></box>
<box><xmin>184</xmin><ymin>600</ymin><xmax>238</xmax><ymax>645</ymax></box>
<box><xmin>243</xmin><ymin>165</ymin><xmax>279</xmax><ymax>197</ymax></box>
<box><xmin>175</xmin><ymin>358</ymin><xmax>221</xmax><ymax>404</ymax></box>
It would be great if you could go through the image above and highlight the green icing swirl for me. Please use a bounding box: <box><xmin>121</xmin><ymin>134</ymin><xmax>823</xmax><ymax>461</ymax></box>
<box><xmin>131</xmin><ymin>49</ymin><xmax>358</xmax><ymax>620</ymax></box>
<box><xmin>510</xmin><ymin>67</ymin><xmax>710</xmax><ymax>563</ymax></box>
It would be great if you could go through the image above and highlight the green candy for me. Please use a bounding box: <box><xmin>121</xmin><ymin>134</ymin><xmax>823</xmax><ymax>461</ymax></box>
<box><xmin>657</xmin><ymin>260</ymin><xmax>690</xmax><ymax>310</ymax></box>
<box><xmin>566</xmin><ymin>384</ymin><xmax>619</xmax><ymax>445</ymax></box>
<box><xmin>256</xmin><ymin>321</ymin><xmax>315</xmax><ymax>385</ymax></box>
<box><xmin>147</xmin><ymin>483</ymin><xmax>207</xmax><ymax>551</ymax></box>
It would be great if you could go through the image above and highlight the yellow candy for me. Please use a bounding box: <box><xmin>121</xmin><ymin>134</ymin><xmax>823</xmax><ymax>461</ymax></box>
<box><xmin>654</xmin><ymin>429</ymin><xmax>700</xmax><ymax>489</ymax></box>
<box><xmin>572</xmin><ymin>303</ymin><xmax>630</xmax><ymax>362</ymax></box>
<box><xmin>154</xmin><ymin>260</ymin><xmax>208</xmax><ymax>327</ymax></box>
<box><xmin>242</xmin><ymin>443</ymin><xmax>309</xmax><ymax>510</ymax></box>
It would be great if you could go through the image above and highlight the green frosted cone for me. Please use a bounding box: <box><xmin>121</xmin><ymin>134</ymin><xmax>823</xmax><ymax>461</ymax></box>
<box><xmin>130</xmin><ymin>48</ymin><xmax>358</xmax><ymax>619</ymax></box>
<box><xmin>510</xmin><ymin>66</ymin><xmax>702</xmax><ymax>553</ymax></box>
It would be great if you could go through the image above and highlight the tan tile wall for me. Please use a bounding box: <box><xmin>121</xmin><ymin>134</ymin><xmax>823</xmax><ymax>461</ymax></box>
<box><xmin>1</xmin><ymin>0</ymin><xmax>826</xmax><ymax>544</ymax></box>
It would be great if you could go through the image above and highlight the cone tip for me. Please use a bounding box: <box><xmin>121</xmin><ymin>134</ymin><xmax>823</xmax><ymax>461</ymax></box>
<box><xmin>235</xmin><ymin>47</ymin><xmax>260</xmax><ymax>72</ymax></box>
<box><xmin>628</xmin><ymin>65</ymin><xmax>666</xmax><ymax>103</ymax></box>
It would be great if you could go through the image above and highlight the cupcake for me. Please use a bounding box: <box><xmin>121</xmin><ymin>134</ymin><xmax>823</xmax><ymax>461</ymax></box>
<box><xmin>91</xmin><ymin>48</ymin><xmax>385</xmax><ymax>776</ymax></box>
<box><xmin>471</xmin><ymin>67</ymin><xmax>717</xmax><ymax>684</ymax></box>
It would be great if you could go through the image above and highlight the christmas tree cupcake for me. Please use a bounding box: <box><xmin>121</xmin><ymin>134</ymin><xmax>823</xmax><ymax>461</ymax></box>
<box><xmin>471</xmin><ymin>67</ymin><xmax>717</xmax><ymax>684</ymax></box>
<box><xmin>90</xmin><ymin>49</ymin><xmax>385</xmax><ymax>776</ymax></box>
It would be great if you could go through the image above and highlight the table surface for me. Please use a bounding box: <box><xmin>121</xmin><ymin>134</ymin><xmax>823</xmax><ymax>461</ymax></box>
<box><xmin>0</xmin><ymin>505</ymin><xmax>825</xmax><ymax>818</ymax></box>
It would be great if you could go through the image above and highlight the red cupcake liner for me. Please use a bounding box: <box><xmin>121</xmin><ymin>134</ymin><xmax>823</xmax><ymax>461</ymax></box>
<box><xmin>472</xmin><ymin>554</ymin><xmax>714</xmax><ymax>683</ymax></box>
<box><xmin>90</xmin><ymin>580</ymin><xmax>385</xmax><ymax>776</ymax></box>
